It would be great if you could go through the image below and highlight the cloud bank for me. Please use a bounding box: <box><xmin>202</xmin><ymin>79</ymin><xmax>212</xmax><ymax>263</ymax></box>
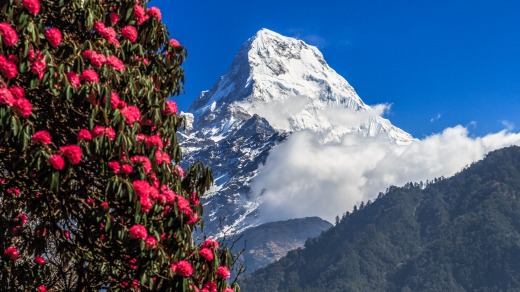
<box><xmin>251</xmin><ymin>123</ymin><xmax>520</xmax><ymax>224</ymax></box>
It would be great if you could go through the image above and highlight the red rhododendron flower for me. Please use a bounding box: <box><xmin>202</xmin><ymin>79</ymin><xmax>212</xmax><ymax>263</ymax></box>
<box><xmin>22</xmin><ymin>0</ymin><xmax>40</xmax><ymax>15</ymax></box>
<box><xmin>0</xmin><ymin>54</ymin><xmax>18</xmax><ymax>79</ymax></box>
<box><xmin>89</xmin><ymin>51</ymin><xmax>107</xmax><ymax>68</ymax></box>
<box><xmin>172</xmin><ymin>260</ymin><xmax>193</xmax><ymax>277</ymax></box>
<box><xmin>187</xmin><ymin>212</ymin><xmax>199</xmax><ymax>224</ymax></box>
<box><xmin>120</xmin><ymin>105</ymin><xmax>141</xmax><ymax>124</ymax></box>
<box><xmin>91</xmin><ymin>125</ymin><xmax>105</xmax><ymax>138</ymax></box>
<box><xmin>37</xmin><ymin>285</ymin><xmax>47</xmax><ymax>292</ymax></box>
<box><xmin>81</xmin><ymin>69</ymin><xmax>99</xmax><ymax>83</ymax></box>
<box><xmin>202</xmin><ymin>238</ymin><xmax>219</xmax><ymax>250</ymax></box>
<box><xmin>109</xmin><ymin>12</ymin><xmax>119</xmax><ymax>24</ymax></box>
<box><xmin>216</xmin><ymin>266</ymin><xmax>231</xmax><ymax>279</ymax></box>
<box><xmin>155</xmin><ymin>150</ymin><xmax>170</xmax><ymax>165</ymax></box>
<box><xmin>34</xmin><ymin>256</ymin><xmax>45</xmax><ymax>265</ymax></box>
<box><xmin>0</xmin><ymin>87</ymin><xmax>14</xmax><ymax>105</ymax></box>
<box><xmin>9</xmin><ymin>86</ymin><xmax>25</xmax><ymax>100</ymax></box>
<box><xmin>169</xmin><ymin>39</ymin><xmax>181</xmax><ymax>48</ymax></box>
<box><xmin>203</xmin><ymin>282</ymin><xmax>217</xmax><ymax>292</ymax></box>
<box><xmin>174</xmin><ymin>165</ymin><xmax>184</xmax><ymax>178</ymax></box>
<box><xmin>59</xmin><ymin>145</ymin><xmax>82</xmax><ymax>164</ymax></box>
<box><xmin>66</xmin><ymin>72</ymin><xmax>80</xmax><ymax>88</ymax></box>
<box><xmin>134</xmin><ymin>5</ymin><xmax>149</xmax><ymax>25</ymax></box>
<box><xmin>145</xmin><ymin>134</ymin><xmax>163</xmax><ymax>149</ymax></box>
<box><xmin>105</xmin><ymin>127</ymin><xmax>116</xmax><ymax>140</ymax></box>
<box><xmin>223</xmin><ymin>289</ymin><xmax>234</xmax><ymax>292</ymax></box>
<box><xmin>163</xmin><ymin>100</ymin><xmax>178</xmax><ymax>115</ymax></box>
<box><xmin>147</xmin><ymin>7</ymin><xmax>162</xmax><ymax>19</ymax></box>
<box><xmin>29</xmin><ymin>50</ymin><xmax>46</xmax><ymax>80</ymax></box>
<box><xmin>130</xmin><ymin>156</ymin><xmax>152</xmax><ymax>174</ymax></box>
<box><xmin>107</xmin><ymin>91</ymin><xmax>121</xmax><ymax>109</ymax></box>
<box><xmin>121</xmin><ymin>26</ymin><xmax>138</xmax><ymax>42</ymax></box>
<box><xmin>145</xmin><ymin>235</ymin><xmax>157</xmax><ymax>248</ymax></box>
<box><xmin>17</xmin><ymin>213</ymin><xmax>28</xmax><ymax>224</ymax></box>
<box><xmin>176</xmin><ymin>195</ymin><xmax>191</xmax><ymax>216</ymax></box>
<box><xmin>49</xmin><ymin>154</ymin><xmax>65</xmax><ymax>170</ymax></box>
<box><xmin>4</xmin><ymin>247</ymin><xmax>18</xmax><ymax>261</ymax></box>
<box><xmin>128</xmin><ymin>224</ymin><xmax>147</xmax><ymax>240</ymax></box>
<box><xmin>77</xmin><ymin>129</ymin><xmax>92</xmax><ymax>141</ymax></box>
<box><xmin>32</xmin><ymin>130</ymin><xmax>52</xmax><ymax>145</ymax></box>
<box><xmin>12</xmin><ymin>98</ymin><xmax>32</xmax><ymax>118</ymax></box>
<box><xmin>106</xmin><ymin>55</ymin><xmax>125</xmax><ymax>71</ymax></box>
<box><xmin>199</xmin><ymin>247</ymin><xmax>214</xmax><ymax>261</ymax></box>
<box><xmin>101</xmin><ymin>201</ymin><xmax>109</xmax><ymax>210</ymax></box>
<box><xmin>122</xmin><ymin>164</ymin><xmax>133</xmax><ymax>174</ymax></box>
<box><xmin>45</xmin><ymin>28</ymin><xmax>62</xmax><ymax>47</ymax></box>
<box><xmin>132</xmin><ymin>180</ymin><xmax>151</xmax><ymax>198</ymax></box>
<box><xmin>0</xmin><ymin>22</ymin><xmax>18</xmax><ymax>46</ymax></box>
<box><xmin>7</xmin><ymin>187</ymin><xmax>21</xmax><ymax>196</ymax></box>
<box><xmin>108</xmin><ymin>161</ymin><xmax>120</xmax><ymax>174</ymax></box>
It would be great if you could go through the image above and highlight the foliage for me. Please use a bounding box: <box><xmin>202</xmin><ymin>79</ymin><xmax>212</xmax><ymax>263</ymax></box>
<box><xmin>0</xmin><ymin>0</ymin><xmax>237</xmax><ymax>290</ymax></box>
<box><xmin>240</xmin><ymin>146</ymin><xmax>520</xmax><ymax>291</ymax></box>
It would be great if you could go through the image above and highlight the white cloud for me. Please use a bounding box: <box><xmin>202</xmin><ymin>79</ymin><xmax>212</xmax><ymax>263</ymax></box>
<box><xmin>430</xmin><ymin>113</ymin><xmax>442</xmax><ymax>122</ymax></box>
<box><xmin>501</xmin><ymin>120</ymin><xmax>515</xmax><ymax>131</ymax></box>
<box><xmin>251</xmin><ymin>124</ymin><xmax>520</xmax><ymax>224</ymax></box>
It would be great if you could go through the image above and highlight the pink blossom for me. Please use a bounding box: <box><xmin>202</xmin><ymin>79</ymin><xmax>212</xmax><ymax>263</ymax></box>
<box><xmin>32</xmin><ymin>130</ymin><xmax>52</xmax><ymax>145</ymax></box>
<box><xmin>34</xmin><ymin>256</ymin><xmax>45</xmax><ymax>265</ymax></box>
<box><xmin>0</xmin><ymin>54</ymin><xmax>18</xmax><ymax>79</ymax></box>
<box><xmin>29</xmin><ymin>50</ymin><xmax>46</xmax><ymax>80</ymax></box>
<box><xmin>163</xmin><ymin>100</ymin><xmax>178</xmax><ymax>115</ymax></box>
<box><xmin>4</xmin><ymin>247</ymin><xmax>18</xmax><ymax>261</ymax></box>
<box><xmin>145</xmin><ymin>134</ymin><xmax>163</xmax><ymax>149</ymax></box>
<box><xmin>12</xmin><ymin>98</ymin><xmax>32</xmax><ymax>118</ymax></box>
<box><xmin>0</xmin><ymin>87</ymin><xmax>14</xmax><ymax>105</ymax></box>
<box><xmin>66</xmin><ymin>72</ymin><xmax>80</xmax><ymax>88</ymax></box>
<box><xmin>77</xmin><ymin>129</ymin><xmax>92</xmax><ymax>141</ymax></box>
<box><xmin>108</xmin><ymin>91</ymin><xmax>121</xmax><ymax>109</ymax></box>
<box><xmin>120</xmin><ymin>105</ymin><xmax>141</xmax><ymax>124</ymax></box>
<box><xmin>106</xmin><ymin>55</ymin><xmax>124</xmax><ymax>71</ymax></box>
<box><xmin>130</xmin><ymin>156</ymin><xmax>152</xmax><ymax>174</ymax></box>
<box><xmin>134</xmin><ymin>5</ymin><xmax>149</xmax><ymax>25</ymax></box>
<box><xmin>199</xmin><ymin>247</ymin><xmax>214</xmax><ymax>261</ymax></box>
<box><xmin>147</xmin><ymin>7</ymin><xmax>162</xmax><ymax>20</ymax></box>
<box><xmin>49</xmin><ymin>154</ymin><xmax>65</xmax><ymax>170</ymax></box>
<box><xmin>132</xmin><ymin>180</ymin><xmax>151</xmax><ymax>198</ymax></box>
<box><xmin>121</xmin><ymin>26</ymin><xmax>138</xmax><ymax>42</ymax></box>
<box><xmin>155</xmin><ymin>150</ymin><xmax>170</xmax><ymax>165</ymax></box>
<box><xmin>105</xmin><ymin>127</ymin><xmax>116</xmax><ymax>140</ymax></box>
<box><xmin>9</xmin><ymin>86</ymin><xmax>25</xmax><ymax>100</ymax></box>
<box><xmin>0</xmin><ymin>22</ymin><xmax>18</xmax><ymax>46</ymax></box>
<box><xmin>202</xmin><ymin>238</ymin><xmax>219</xmax><ymax>250</ymax></box>
<box><xmin>203</xmin><ymin>282</ymin><xmax>217</xmax><ymax>292</ymax></box>
<box><xmin>108</xmin><ymin>161</ymin><xmax>120</xmax><ymax>174</ymax></box>
<box><xmin>122</xmin><ymin>164</ymin><xmax>133</xmax><ymax>174</ymax></box>
<box><xmin>145</xmin><ymin>235</ymin><xmax>157</xmax><ymax>248</ymax></box>
<box><xmin>216</xmin><ymin>266</ymin><xmax>231</xmax><ymax>279</ymax></box>
<box><xmin>59</xmin><ymin>145</ymin><xmax>82</xmax><ymax>164</ymax></box>
<box><xmin>172</xmin><ymin>260</ymin><xmax>193</xmax><ymax>277</ymax></box>
<box><xmin>22</xmin><ymin>0</ymin><xmax>40</xmax><ymax>15</ymax></box>
<box><xmin>174</xmin><ymin>165</ymin><xmax>184</xmax><ymax>178</ymax></box>
<box><xmin>17</xmin><ymin>213</ymin><xmax>28</xmax><ymax>224</ymax></box>
<box><xmin>128</xmin><ymin>224</ymin><xmax>147</xmax><ymax>240</ymax></box>
<box><xmin>37</xmin><ymin>285</ymin><xmax>47</xmax><ymax>292</ymax></box>
<box><xmin>176</xmin><ymin>195</ymin><xmax>191</xmax><ymax>216</ymax></box>
<box><xmin>45</xmin><ymin>28</ymin><xmax>62</xmax><ymax>47</ymax></box>
<box><xmin>109</xmin><ymin>12</ymin><xmax>119</xmax><ymax>24</ymax></box>
<box><xmin>89</xmin><ymin>51</ymin><xmax>106</xmax><ymax>68</ymax></box>
<box><xmin>169</xmin><ymin>39</ymin><xmax>181</xmax><ymax>48</ymax></box>
<box><xmin>81</xmin><ymin>69</ymin><xmax>99</xmax><ymax>83</ymax></box>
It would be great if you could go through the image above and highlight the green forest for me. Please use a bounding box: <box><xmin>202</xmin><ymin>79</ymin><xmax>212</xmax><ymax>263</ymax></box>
<box><xmin>240</xmin><ymin>146</ymin><xmax>520</xmax><ymax>291</ymax></box>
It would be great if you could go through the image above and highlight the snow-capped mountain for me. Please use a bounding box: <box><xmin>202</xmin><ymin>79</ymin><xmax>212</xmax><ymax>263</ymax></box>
<box><xmin>181</xmin><ymin>28</ymin><xmax>414</xmax><ymax>237</ymax></box>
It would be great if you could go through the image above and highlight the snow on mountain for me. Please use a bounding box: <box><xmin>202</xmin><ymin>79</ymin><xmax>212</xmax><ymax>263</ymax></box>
<box><xmin>181</xmin><ymin>28</ymin><xmax>414</xmax><ymax>237</ymax></box>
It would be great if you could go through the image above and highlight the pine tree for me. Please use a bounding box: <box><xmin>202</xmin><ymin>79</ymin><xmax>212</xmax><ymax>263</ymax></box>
<box><xmin>0</xmin><ymin>0</ymin><xmax>236</xmax><ymax>290</ymax></box>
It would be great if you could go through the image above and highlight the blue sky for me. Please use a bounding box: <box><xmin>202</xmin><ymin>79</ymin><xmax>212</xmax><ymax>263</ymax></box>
<box><xmin>151</xmin><ymin>0</ymin><xmax>520</xmax><ymax>138</ymax></box>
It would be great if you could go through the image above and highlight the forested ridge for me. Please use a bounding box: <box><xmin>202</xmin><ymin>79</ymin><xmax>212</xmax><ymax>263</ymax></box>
<box><xmin>240</xmin><ymin>146</ymin><xmax>520</xmax><ymax>291</ymax></box>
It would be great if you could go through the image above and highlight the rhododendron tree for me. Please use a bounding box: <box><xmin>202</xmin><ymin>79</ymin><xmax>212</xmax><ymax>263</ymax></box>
<box><xmin>0</xmin><ymin>0</ymin><xmax>237</xmax><ymax>291</ymax></box>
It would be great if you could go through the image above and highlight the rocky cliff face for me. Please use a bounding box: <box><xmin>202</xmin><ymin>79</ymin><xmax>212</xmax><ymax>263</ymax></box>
<box><xmin>181</xmin><ymin>28</ymin><xmax>414</xmax><ymax>237</ymax></box>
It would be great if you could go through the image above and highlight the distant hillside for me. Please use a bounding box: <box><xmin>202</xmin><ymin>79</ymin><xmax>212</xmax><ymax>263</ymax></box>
<box><xmin>240</xmin><ymin>146</ymin><xmax>520</xmax><ymax>291</ymax></box>
<box><xmin>229</xmin><ymin>217</ymin><xmax>332</xmax><ymax>275</ymax></box>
